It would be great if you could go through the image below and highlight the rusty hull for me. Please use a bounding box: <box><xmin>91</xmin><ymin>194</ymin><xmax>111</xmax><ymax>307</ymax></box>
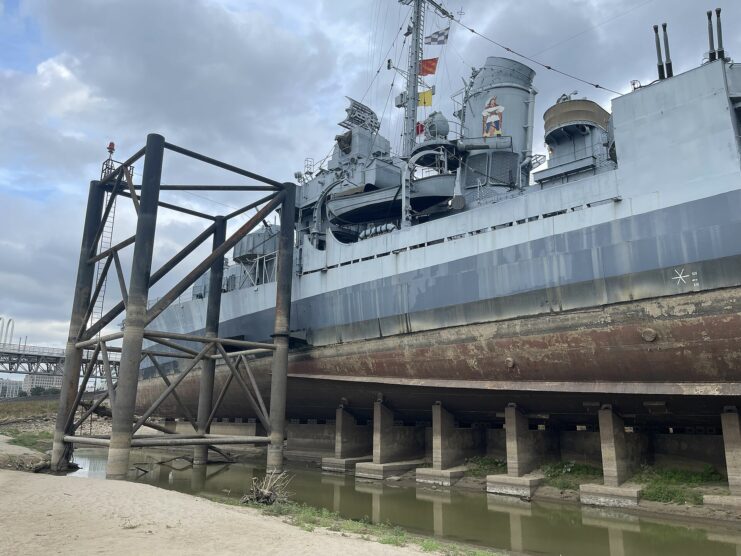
<box><xmin>136</xmin><ymin>286</ymin><xmax>741</xmax><ymax>423</ymax></box>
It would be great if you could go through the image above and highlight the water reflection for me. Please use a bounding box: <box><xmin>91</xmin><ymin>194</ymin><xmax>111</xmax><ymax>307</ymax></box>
<box><xmin>71</xmin><ymin>450</ymin><xmax>741</xmax><ymax>556</ymax></box>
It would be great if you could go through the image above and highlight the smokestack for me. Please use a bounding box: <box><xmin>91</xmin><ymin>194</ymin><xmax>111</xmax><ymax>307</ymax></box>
<box><xmin>653</xmin><ymin>25</ymin><xmax>666</xmax><ymax>80</ymax></box>
<box><xmin>707</xmin><ymin>11</ymin><xmax>717</xmax><ymax>62</ymax></box>
<box><xmin>715</xmin><ymin>8</ymin><xmax>725</xmax><ymax>60</ymax></box>
<box><xmin>662</xmin><ymin>23</ymin><xmax>673</xmax><ymax>78</ymax></box>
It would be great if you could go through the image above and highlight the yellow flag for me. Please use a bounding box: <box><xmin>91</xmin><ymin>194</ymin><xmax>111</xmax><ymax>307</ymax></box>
<box><xmin>418</xmin><ymin>89</ymin><xmax>433</xmax><ymax>107</ymax></box>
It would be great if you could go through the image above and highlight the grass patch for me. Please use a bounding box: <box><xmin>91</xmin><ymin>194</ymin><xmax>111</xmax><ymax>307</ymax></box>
<box><xmin>0</xmin><ymin>399</ymin><xmax>58</xmax><ymax>423</ymax></box>
<box><xmin>465</xmin><ymin>456</ymin><xmax>506</xmax><ymax>478</ymax></box>
<box><xmin>3</xmin><ymin>429</ymin><xmax>54</xmax><ymax>452</ymax></box>
<box><xmin>201</xmin><ymin>493</ymin><xmax>503</xmax><ymax>554</ymax></box>
<box><xmin>633</xmin><ymin>465</ymin><xmax>723</xmax><ymax>505</ymax></box>
<box><xmin>542</xmin><ymin>461</ymin><xmax>603</xmax><ymax>491</ymax></box>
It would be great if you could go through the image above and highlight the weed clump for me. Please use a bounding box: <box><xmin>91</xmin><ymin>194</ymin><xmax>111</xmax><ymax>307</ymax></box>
<box><xmin>465</xmin><ymin>456</ymin><xmax>506</xmax><ymax>477</ymax></box>
<box><xmin>634</xmin><ymin>465</ymin><xmax>723</xmax><ymax>505</ymax></box>
<box><xmin>541</xmin><ymin>461</ymin><xmax>603</xmax><ymax>491</ymax></box>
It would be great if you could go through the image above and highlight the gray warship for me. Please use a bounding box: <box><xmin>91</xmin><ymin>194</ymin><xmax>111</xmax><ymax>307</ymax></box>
<box><xmin>138</xmin><ymin>4</ymin><xmax>741</xmax><ymax>425</ymax></box>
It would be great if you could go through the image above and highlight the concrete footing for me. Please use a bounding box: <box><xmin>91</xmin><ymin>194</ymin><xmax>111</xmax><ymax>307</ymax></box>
<box><xmin>322</xmin><ymin>407</ymin><xmax>373</xmax><ymax>473</ymax></box>
<box><xmin>486</xmin><ymin>474</ymin><xmax>543</xmax><ymax>497</ymax></box>
<box><xmin>416</xmin><ymin>403</ymin><xmax>484</xmax><ymax>486</ymax></box>
<box><xmin>485</xmin><ymin>404</ymin><xmax>553</xmax><ymax>498</ymax></box>
<box><xmin>416</xmin><ymin>466</ymin><xmax>467</xmax><ymax>487</ymax></box>
<box><xmin>322</xmin><ymin>455</ymin><xmax>373</xmax><ymax>473</ymax></box>
<box><xmin>580</xmin><ymin>484</ymin><xmax>642</xmax><ymax>508</ymax></box>
<box><xmin>702</xmin><ymin>494</ymin><xmax>741</xmax><ymax>509</ymax></box>
<box><xmin>579</xmin><ymin>407</ymin><xmax>647</xmax><ymax>508</ymax></box>
<box><xmin>356</xmin><ymin>400</ymin><xmax>426</xmax><ymax>480</ymax></box>
<box><xmin>356</xmin><ymin>459</ymin><xmax>427</xmax><ymax>480</ymax></box>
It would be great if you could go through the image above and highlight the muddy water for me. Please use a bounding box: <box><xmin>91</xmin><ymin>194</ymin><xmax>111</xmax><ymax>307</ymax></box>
<box><xmin>71</xmin><ymin>450</ymin><xmax>741</xmax><ymax>556</ymax></box>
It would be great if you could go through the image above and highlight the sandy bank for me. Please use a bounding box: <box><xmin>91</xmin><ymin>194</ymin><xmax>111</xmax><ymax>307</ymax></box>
<box><xmin>0</xmin><ymin>470</ymin><xmax>420</xmax><ymax>556</ymax></box>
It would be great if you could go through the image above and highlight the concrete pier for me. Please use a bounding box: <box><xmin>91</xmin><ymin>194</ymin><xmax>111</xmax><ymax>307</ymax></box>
<box><xmin>322</xmin><ymin>407</ymin><xmax>372</xmax><ymax>473</ymax></box>
<box><xmin>486</xmin><ymin>404</ymin><xmax>556</xmax><ymax>497</ymax></box>
<box><xmin>580</xmin><ymin>407</ymin><xmax>646</xmax><ymax>507</ymax></box>
<box><xmin>355</xmin><ymin>400</ymin><xmax>426</xmax><ymax>480</ymax></box>
<box><xmin>416</xmin><ymin>402</ymin><xmax>484</xmax><ymax>486</ymax></box>
<box><xmin>704</xmin><ymin>408</ymin><xmax>741</xmax><ymax>509</ymax></box>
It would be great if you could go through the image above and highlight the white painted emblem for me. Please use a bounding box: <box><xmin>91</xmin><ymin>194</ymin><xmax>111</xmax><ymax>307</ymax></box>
<box><xmin>672</xmin><ymin>268</ymin><xmax>688</xmax><ymax>285</ymax></box>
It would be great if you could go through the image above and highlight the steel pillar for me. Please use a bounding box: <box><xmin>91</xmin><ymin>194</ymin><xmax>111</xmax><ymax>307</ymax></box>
<box><xmin>51</xmin><ymin>181</ymin><xmax>105</xmax><ymax>471</ymax></box>
<box><xmin>266</xmin><ymin>183</ymin><xmax>296</xmax><ymax>471</ymax></box>
<box><xmin>194</xmin><ymin>216</ymin><xmax>226</xmax><ymax>465</ymax></box>
<box><xmin>106</xmin><ymin>133</ymin><xmax>164</xmax><ymax>479</ymax></box>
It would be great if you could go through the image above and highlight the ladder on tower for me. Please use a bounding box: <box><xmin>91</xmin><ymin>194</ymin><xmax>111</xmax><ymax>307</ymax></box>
<box><xmin>90</xmin><ymin>143</ymin><xmax>119</xmax><ymax>332</ymax></box>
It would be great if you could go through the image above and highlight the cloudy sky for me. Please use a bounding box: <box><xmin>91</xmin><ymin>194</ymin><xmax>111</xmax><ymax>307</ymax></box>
<box><xmin>1</xmin><ymin>0</ymin><xmax>739</xmax><ymax>355</ymax></box>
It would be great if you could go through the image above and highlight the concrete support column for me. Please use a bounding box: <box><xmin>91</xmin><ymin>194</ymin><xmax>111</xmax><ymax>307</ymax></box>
<box><xmin>267</xmin><ymin>183</ymin><xmax>296</xmax><ymax>472</ymax></box>
<box><xmin>721</xmin><ymin>409</ymin><xmax>741</xmax><ymax>496</ymax></box>
<box><xmin>107</xmin><ymin>133</ymin><xmax>164</xmax><ymax>479</ymax></box>
<box><xmin>506</xmin><ymin>404</ymin><xmax>535</xmax><ymax>477</ymax></box>
<box><xmin>194</xmin><ymin>216</ymin><xmax>226</xmax><ymax>466</ymax></box>
<box><xmin>373</xmin><ymin>401</ymin><xmax>395</xmax><ymax>464</ymax></box>
<box><xmin>51</xmin><ymin>181</ymin><xmax>105</xmax><ymax>471</ymax></box>
<box><xmin>598</xmin><ymin>407</ymin><xmax>645</xmax><ymax>487</ymax></box>
<box><xmin>335</xmin><ymin>408</ymin><xmax>372</xmax><ymax>458</ymax></box>
<box><xmin>432</xmin><ymin>403</ymin><xmax>456</xmax><ymax>470</ymax></box>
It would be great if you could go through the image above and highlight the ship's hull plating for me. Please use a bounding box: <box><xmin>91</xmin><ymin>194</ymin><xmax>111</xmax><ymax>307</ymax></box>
<box><xmin>137</xmin><ymin>284</ymin><xmax>741</xmax><ymax>424</ymax></box>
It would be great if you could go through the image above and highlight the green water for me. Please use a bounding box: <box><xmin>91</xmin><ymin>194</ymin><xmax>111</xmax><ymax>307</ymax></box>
<box><xmin>71</xmin><ymin>450</ymin><xmax>741</xmax><ymax>555</ymax></box>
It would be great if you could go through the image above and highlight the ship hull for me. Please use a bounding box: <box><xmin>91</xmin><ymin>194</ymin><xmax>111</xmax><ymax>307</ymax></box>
<box><xmin>136</xmin><ymin>284</ymin><xmax>741</xmax><ymax>425</ymax></box>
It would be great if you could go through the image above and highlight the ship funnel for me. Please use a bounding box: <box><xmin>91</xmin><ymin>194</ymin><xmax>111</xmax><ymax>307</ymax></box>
<box><xmin>661</xmin><ymin>23</ymin><xmax>673</xmax><ymax>78</ymax></box>
<box><xmin>653</xmin><ymin>25</ymin><xmax>666</xmax><ymax>80</ymax></box>
<box><xmin>707</xmin><ymin>11</ymin><xmax>717</xmax><ymax>62</ymax></box>
<box><xmin>715</xmin><ymin>8</ymin><xmax>725</xmax><ymax>60</ymax></box>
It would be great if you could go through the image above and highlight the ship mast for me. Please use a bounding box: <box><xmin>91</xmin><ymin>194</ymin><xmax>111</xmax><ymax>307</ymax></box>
<box><xmin>402</xmin><ymin>0</ymin><xmax>424</xmax><ymax>158</ymax></box>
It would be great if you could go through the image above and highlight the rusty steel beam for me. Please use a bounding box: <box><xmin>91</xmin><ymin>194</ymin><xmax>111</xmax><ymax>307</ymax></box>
<box><xmin>82</xmin><ymin>222</ymin><xmax>217</xmax><ymax>341</ymax></box>
<box><xmin>194</xmin><ymin>216</ymin><xmax>226</xmax><ymax>465</ymax></box>
<box><xmin>206</xmin><ymin>373</ymin><xmax>233</xmax><ymax>430</ymax></box>
<box><xmin>144</xmin><ymin>331</ymin><xmax>274</xmax><ymax>351</ymax></box>
<box><xmin>149</xmin><ymin>355</ymin><xmax>198</xmax><ymax>431</ymax></box>
<box><xmin>145</xmin><ymin>190</ymin><xmax>285</xmax><ymax>325</ymax></box>
<box><xmin>224</xmin><ymin>192</ymin><xmax>279</xmax><ymax>221</ymax></box>
<box><xmin>122</xmin><ymin>165</ymin><xmax>140</xmax><ymax>214</ymax></box>
<box><xmin>215</xmin><ymin>343</ymin><xmax>270</xmax><ymax>432</ymax></box>
<box><xmin>112</xmin><ymin>251</ymin><xmax>128</xmax><ymax>309</ymax></box>
<box><xmin>163</xmin><ymin>142</ymin><xmax>284</xmax><ymax>190</ymax></box>
<box><xmin>63</xmin><ymin>342</ymin><xmax>101</xmax><ymax>433</ymax></box>
<box><xmin>107</xmin><ymin>133</ymin><xmax>165</xmax><ymax>479</ymax></box>
<box><xmin>117</xmin><ymin>190</ymin><xmax>216</xmax><ymax>221</ymax></box>
<box><xmin>145</xmin><ymin>336</ymin><xmax>201</xmax><ymax>357</ymax></box>
<box><xmin>90</xmin><ymin>235</ymin><xmax>136</xmax><ymax>264</ymax></box>
<box><xmin>78</xmin><ymin>255</ymin><xmax>114</xmax><ymax>337</ymax></box>
<box><xmin>130</xmin><ymin>342</ymin><xmax>214</xmax><ymax>435</ymax></box>
<box><xmin>132</xmin><ymin>184</ymin><xmax>280</xmax><ymax>191</ymax></box>
<box><xmin>51</xmin><ymin>180</ymin><xmax>105</xmax><ymax>472</ymax></box>
<box><xmin>100</xmin><ymin>342</ymin><xmax>116</xmax><ymax>406</ymax></box>
<box><xmin>267</xmin><ymin>182</ymin><xmax>296</xmax><ymax>472</ymax></box>
<box><xmin>131</xmin><ymin>435</ymin><xmax>270</xmax><ymax>447</ymax></box>
<box><xmin>240</xmin><ymin>355</ymin><xmax>269</xmax><ymax>425</ymax></box>
<box><xmin>89</xmin><ymin>174</ymin><xmax>123</xmax><ymax>257</ymax></box>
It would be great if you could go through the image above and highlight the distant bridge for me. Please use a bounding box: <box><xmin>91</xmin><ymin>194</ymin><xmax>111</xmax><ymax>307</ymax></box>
<box><xmin>0</xmin><ymin>342</ymin><xmax>120</xmax><ymax>378</ymax></box>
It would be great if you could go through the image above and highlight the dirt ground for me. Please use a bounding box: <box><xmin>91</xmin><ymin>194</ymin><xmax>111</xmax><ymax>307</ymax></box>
<box><xmin>0</xmin><ymin>469</ymin><xmax>422</xmax><ymax>556</ymax></box>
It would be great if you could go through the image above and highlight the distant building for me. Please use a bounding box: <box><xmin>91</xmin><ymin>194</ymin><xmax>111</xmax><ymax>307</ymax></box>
<box><xmin>0</xmin><ymin>378</ymin><xmax>22</xmax><ymax>398</ymax></box>
<box><xmin>22</xmin><ymin>374</ymin><xmax>63</xmax><ymax>393</ymax></box>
